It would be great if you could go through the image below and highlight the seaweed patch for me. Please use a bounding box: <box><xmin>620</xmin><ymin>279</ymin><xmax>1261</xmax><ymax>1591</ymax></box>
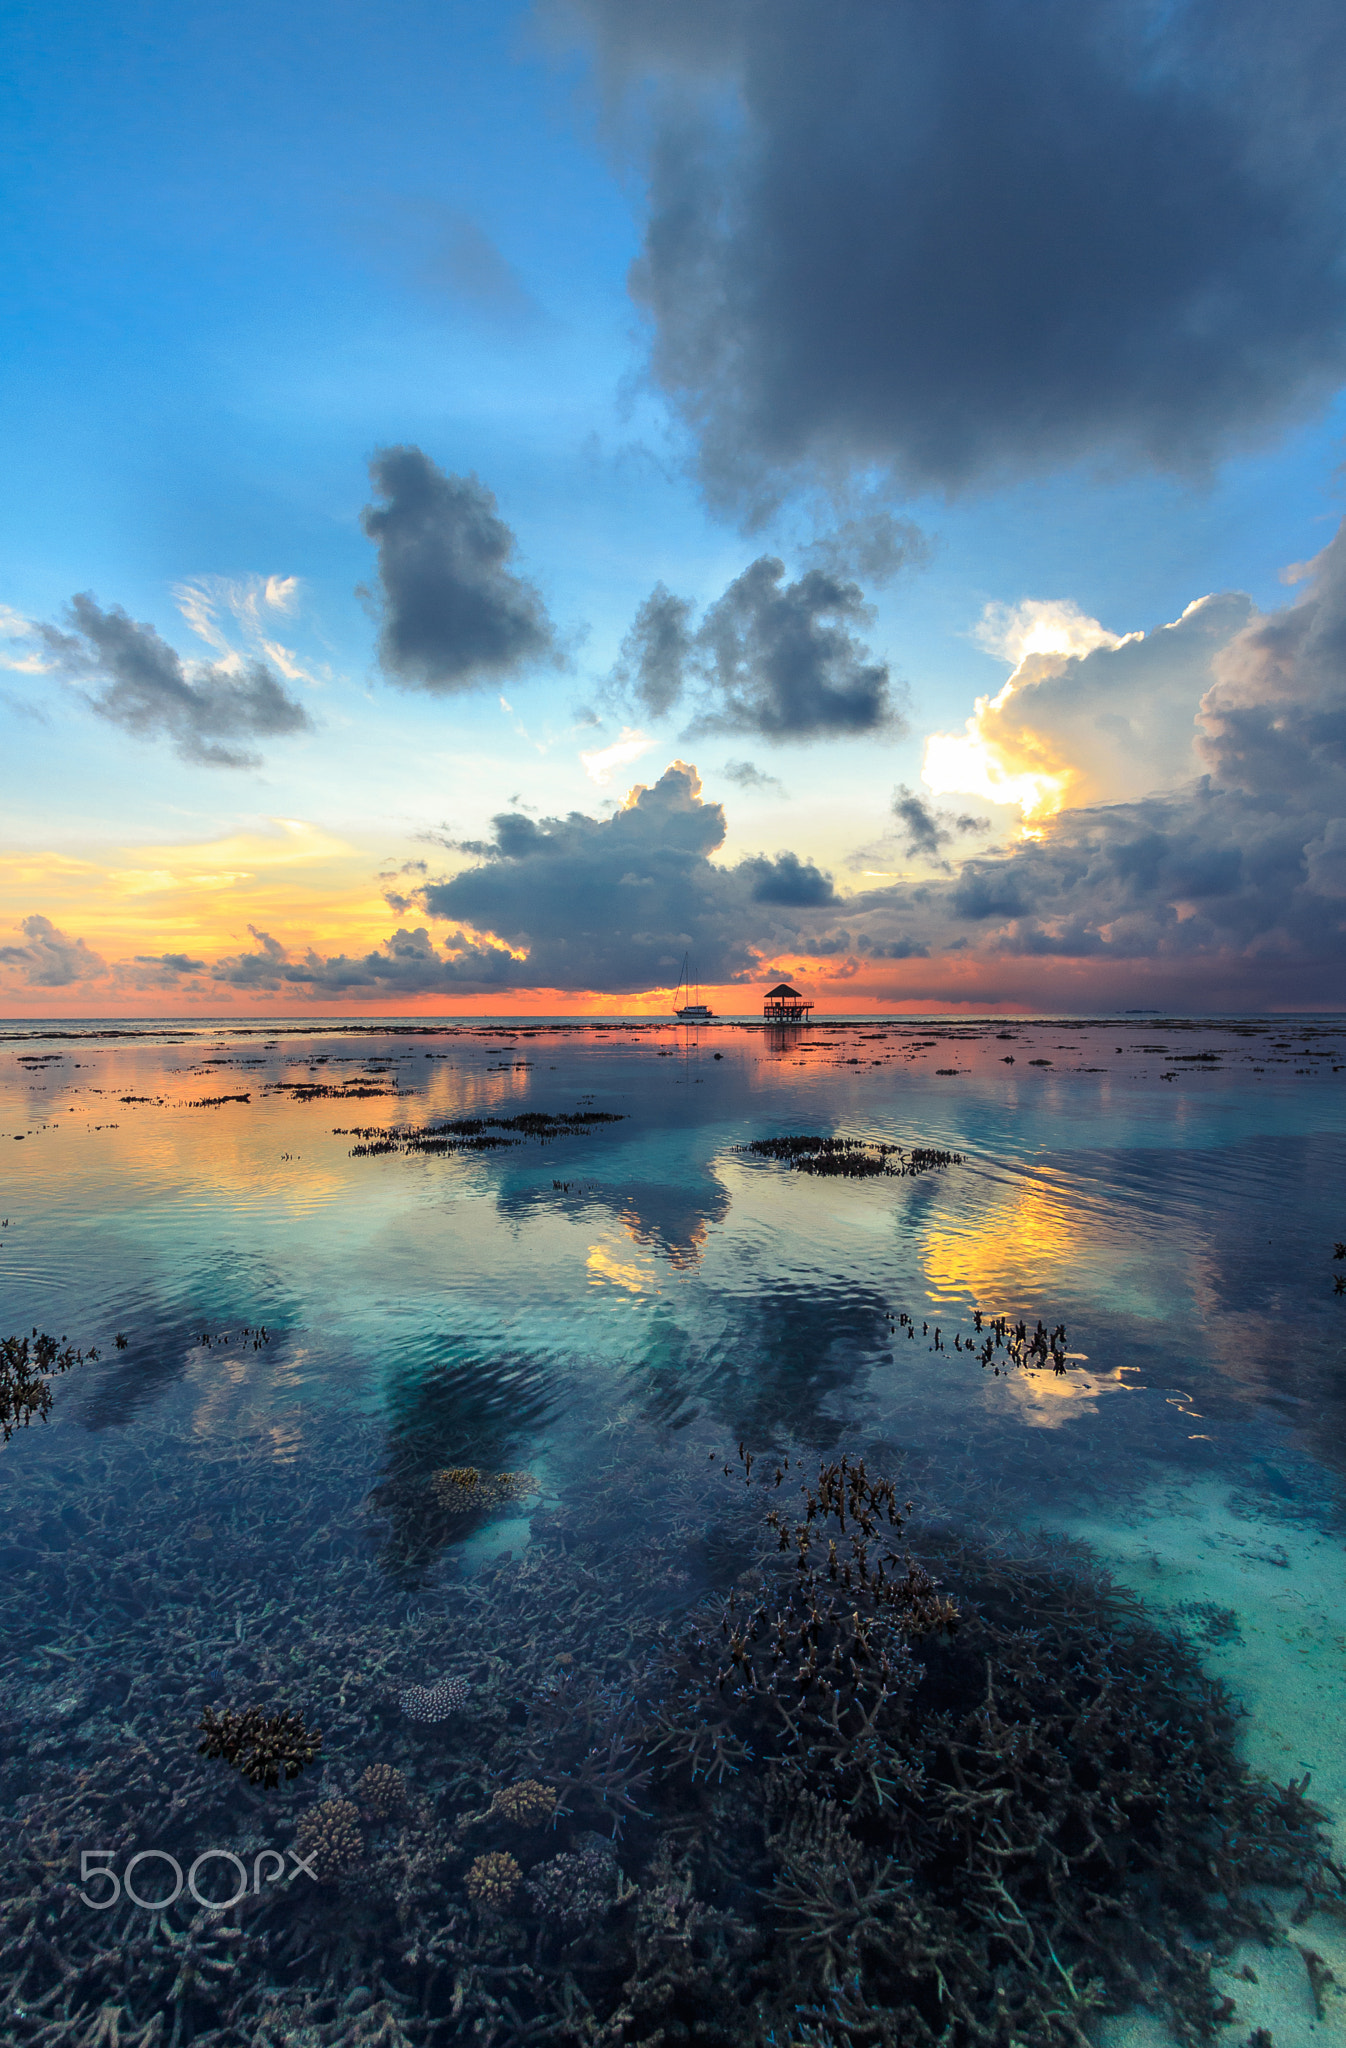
<box><xmin>737</xmin><ymin>1133</ymin><xmax>965</xmax><ymax>1179</ymax></box>
<box><xmin>338</xmin><ymin>1111</ymin><xmax>626</xmax><ymax>1159</ymax></box>
<box><xmin>429</xmin><ymin>1466</ymin><xmax>540</xmax><ymax>1515</ymax></box>
<box><xmin>1</xmin><ymin>1331</ymin><xmax>99</xmax><ymax>1444</ymax></box>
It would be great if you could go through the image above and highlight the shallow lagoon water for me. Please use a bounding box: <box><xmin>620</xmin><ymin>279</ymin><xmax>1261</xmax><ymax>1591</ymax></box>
<box><xmin>2</xmin><ymin>1014</ymin><xmax>1344</xmax><ymax>2046</ymax></box>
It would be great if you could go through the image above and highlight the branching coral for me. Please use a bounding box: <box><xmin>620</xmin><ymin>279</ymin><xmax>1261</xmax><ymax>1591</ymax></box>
<box><xmin>637</xmin><ymin>1447</ymin><xmax>1340</xmax><ymax>2045</ymax></box>
<box><xmin>648</xmin><ymin>1447</ymin><xmax>958</xmax><ymax>1799</ymax></box>
<box><xmin>196</xmin><ymin>1704</ymin><xmax>322</xmax><ymax>1788</ymax></box>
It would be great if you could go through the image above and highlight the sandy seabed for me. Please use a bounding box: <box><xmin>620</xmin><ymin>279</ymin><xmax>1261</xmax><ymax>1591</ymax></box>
<box><xmin>1054</xmin><ymin>1478</ymin><xmax>1346</xmax><ymax>2047</ymax></box>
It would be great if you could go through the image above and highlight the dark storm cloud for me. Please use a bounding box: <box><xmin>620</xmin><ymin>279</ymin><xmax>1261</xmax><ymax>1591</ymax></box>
<box><xmin>614</xmin><ymin>558</ymin><xmax>905</xmax><ymax>739</ymax></box>
<box><xmin>37</xmin><ymin>595</ymin><xmax>312</xmax><ymax>767</ymax></box>
<box><xmin>742</xmin><ymin>851</ymin><xmax>836</xmax><ymax>906</ymax></box>
<box><xmin>696</xmin><ymin>559</ymin><xmax>899</xmax><ymax>736</ymax></box>
<box><xmin>0</xmin><ymin>915</ymin><xmax>105</xmax><ymax>987</ymax></box>
<box><xmin>892</xmin><ymin>786</ymin><xmax>991</xmax><ymax>861</ymax></box>
<box><xmin>557</xmin><ymin>0</ymin><xmax>1346</xmax><ymax>511</ymax></box>
<box><xmin>611</xmin><ymin>582</ymin><xmax>695</xmax><ymax>717</ymax></box>
<box><xmin>360</xmin><ymin>446</ymin><xmax>558</xmax><ymax>693</ymax></box>
<box><xmin>893</xmin><ymin>787</ymin><xmax>949</xmax><ymax>859</ymax></box>
<box><xmin>947</xmin><ymin>787</ymin><xmax>1319</xmax><ymax>960</ymax></box>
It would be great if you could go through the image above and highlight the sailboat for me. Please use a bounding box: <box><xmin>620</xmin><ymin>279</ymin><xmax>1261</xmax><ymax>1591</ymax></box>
<box><xmin>672</xmin><ymin>954</ymin><xmax>715</xmax><ymax>1021</ymax></box>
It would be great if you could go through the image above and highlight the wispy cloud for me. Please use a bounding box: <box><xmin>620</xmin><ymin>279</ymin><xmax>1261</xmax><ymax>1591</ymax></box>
<box><xmin>173</xmin><ymin>573</ymin><xmax>317</xmax><ymax>686</ymax></box>
<box><xmin>580</xmin><ymin>727</ymin><xmax>654</xmax><ymax>785</ymax></box>
<box><xmin>37</xmin><ymin>595</ymin><xmax>314</xmax><ymax>767</ymax></box>
<box><xmin>0</xmin><ymin>605</ymin><xmax>50</xmax><ymax>674</ymax></box>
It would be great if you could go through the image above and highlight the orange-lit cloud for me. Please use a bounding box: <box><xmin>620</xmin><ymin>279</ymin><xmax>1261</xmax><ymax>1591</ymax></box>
<box><xmin>923</xmin><ymin>600</ymin><xmax>1127</xmax><ymax>823</ymax></box>
<box><xmin>0</xmin><ymin>821</ymin><xmax>386</xmax><ymax>983</ymax></box>
<box><xmin>922</xmin><ymin>592</ymin><xmax>1253</xmax><ymax>833</ymax></box>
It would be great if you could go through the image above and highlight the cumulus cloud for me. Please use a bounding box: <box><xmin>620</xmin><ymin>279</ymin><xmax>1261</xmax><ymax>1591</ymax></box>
<box><xmin>360</xmin><ymin>446</ymin><xmax>558</xmax><ymax>693</ymax></box>
<box><xmin>557</xmin><ymin>0</ymin><xmax>1346</xmax><ymax>512</ymax></box>
<box><xmin>106</xmin><ymin>764</ymin><xmax>835</xmax><ymax>1000</ymax></box>
<box><xmin>0</xmin><ymin>914</ymin><xmax>106</xmax><ymax>987</ymax></box>
<box><xmin>200</xmin><ymin>923</ymin><xmax>484</xmax><ymax>997</ymax></box>
<box><xmin>36</xmin><ymin>594</ymin><xmax>313</xmax><ymax>767</ymax></box>
<box><xmin>861</xmin><ymin>520</ymin><xmax>1346</xmax><ymax>989</ymax></box>
<box><xmin>924</xmin><ymin>592</ymin><xmax>1253</xmax><ymax>821</ymax></box>
<box><xmin>714</xmin><ymin>519</ymin><xmax>1345</xmax><ymax>1001</ymax></box>
<box><xmin>697</xmin><ymin>558</ymin><xmax>899</xmax><ymax>737</ymax></box>
<box><xmin>44</xmin><ymin>523</ymin><xmax>1346</xmax><ymax>1011</ymax></box>
<box><xmin>972</xmin><ymin>598</ymin><xmax>1123</xmax><ymax>671</ymax></box>
<box><xmin>418</xmin><ymin>761</ymin><xmax>758</xmax><ymax>988</ymax></box>
<box><xmin>862</xmin><ymin>935</ymin><xmax>930</xmax><ymax>960</ymax></box>
<box><xmin>613</xmin><ymin>557</ymin><xmax>905</xmax><ymax>739</ymax></box>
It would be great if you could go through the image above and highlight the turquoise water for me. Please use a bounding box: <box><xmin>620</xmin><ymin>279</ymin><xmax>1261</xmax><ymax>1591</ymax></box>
<box><xmin>2</xmin><ymin>1015</ymin><xmax>1344</xmax><ymax>2046</ymax></box>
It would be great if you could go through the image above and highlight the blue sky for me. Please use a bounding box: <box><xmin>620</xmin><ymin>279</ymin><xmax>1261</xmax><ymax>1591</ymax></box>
<box><xmin>3</xmin><ymin>0</ymin><xmax>1346</xmax><ymax>1013</ymax></box>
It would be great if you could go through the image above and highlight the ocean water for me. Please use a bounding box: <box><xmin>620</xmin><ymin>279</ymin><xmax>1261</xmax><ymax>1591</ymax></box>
<box><xmin>1</xmin><ymin>1013</ymin><xmax>1343</xmax><ymax>2048</ymax></box>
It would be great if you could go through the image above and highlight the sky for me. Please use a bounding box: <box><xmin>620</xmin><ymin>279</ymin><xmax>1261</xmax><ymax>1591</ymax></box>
<box><xmin>3</xmin><ymin>0</ymin><xmax>1346</xmax><ymax>1017</ymax></box>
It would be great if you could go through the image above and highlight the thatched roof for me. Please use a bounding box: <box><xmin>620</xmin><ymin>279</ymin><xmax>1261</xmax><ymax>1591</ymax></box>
<box><xmin>764</xmin><ymin>983</ymin><xmax>802</xmax><ymax>999</ymax></box>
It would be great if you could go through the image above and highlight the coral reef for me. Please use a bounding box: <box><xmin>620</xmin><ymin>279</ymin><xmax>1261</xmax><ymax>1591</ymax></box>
<box><xmin>488</xmin><ymin>1778</ymin><xmax>557</xmax><ymax>1826</ymax></box>
<box><xmin>525</xmin><ymin>1834</ymin><xmax>620</xmax><ymax>1929</ymax></box>
<box><xmin>633</xmin><ymin>1450</ymin><xmax>1342</xmax><ymax>2046</ymax></box>
<box><xmin>398</xmin><ymin>1675</ymin><xmax>471</xmax><ymax>1721</ymax></box>
<box><xmin>466</xmin><ymin>1850</ymin><xmax>522</xmax><ymax>1912</ymax></box>
<box><xmin>1</xmin><ymin>1407</ymin><xmax>1340</xmax><ymax>2048</ymax></box>
<box><xmin>196</xmin><ymin>1703</ymin><xmax>322</xmax><ymax>1787</ymax></box>
<box><xmin>295</xmin><ymin>1797</ymin><xmax>364</xmax><ymax>1882</ymax></box>
<box><xmin>355</xmin><ymin>1762</ymin><xmax>408</xmax><ymax>1820</ymax></box>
